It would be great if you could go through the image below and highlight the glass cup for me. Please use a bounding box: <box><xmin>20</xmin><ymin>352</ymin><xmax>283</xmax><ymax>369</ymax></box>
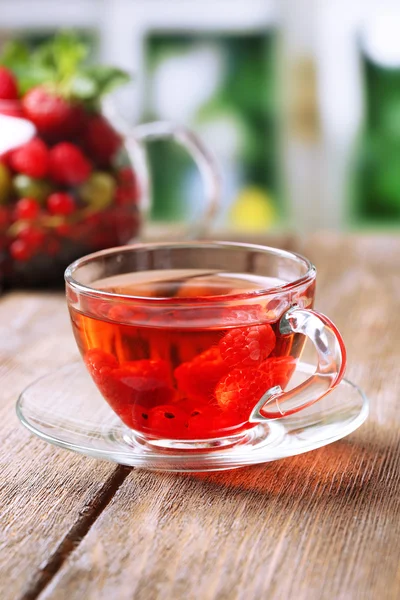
<box><xmin>65</xmin><ymin>242</ymin><xmax>346</xmax><ymax>449</ymax></box>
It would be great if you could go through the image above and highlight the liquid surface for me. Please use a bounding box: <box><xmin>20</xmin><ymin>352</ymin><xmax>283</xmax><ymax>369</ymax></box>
<box><xmin>70</xmin><ymin>271</ymin><xmax>313</xmax><ymax>439</ymax></box>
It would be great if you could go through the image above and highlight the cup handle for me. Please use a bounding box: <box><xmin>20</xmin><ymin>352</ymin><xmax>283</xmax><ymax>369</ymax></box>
<box><xmin>128</xmin><ymin>121</ymin><xmax>221</xmax><ymax>239</ymax></box>
<box><xmin>249</xmin><ymin>307</ymin><xmax>347</xmax><ymax>422</ymax></box>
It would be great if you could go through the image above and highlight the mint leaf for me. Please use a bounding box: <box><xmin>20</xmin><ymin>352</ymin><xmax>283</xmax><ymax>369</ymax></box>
<box><xmin>81</xmin><ymin>65</ymin><xmax>130</xmax><ymax>97</ymax></box>
<box><xmin>0</xmin><ymin>40</ymin><xmax>54</xmax><ymax>93</ymax></box>
<box><xmin>0</xmin><ymin>40</ymin><xmax>30</xmax><ymax>69</ymax></box>
<box><xmin>0</xmin><ymin>32</ymin><xmax>130</xmax><ymax>103</ymax></box>
<box><xmin>32</xmin><ymin>31</ymin><xmax>87</xmax><ymax>85</ymax></box>
<box><xmin>70</xmin><ymin>73</ymin><xmax>98</xmax><ymax>99</ymax></box>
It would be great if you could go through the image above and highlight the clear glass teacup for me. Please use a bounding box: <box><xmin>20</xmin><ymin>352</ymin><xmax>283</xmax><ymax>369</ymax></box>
<box><xmin>65</xmin><ymin>242</ymin><xmax>346</xmax><ymax>449</ymax></box>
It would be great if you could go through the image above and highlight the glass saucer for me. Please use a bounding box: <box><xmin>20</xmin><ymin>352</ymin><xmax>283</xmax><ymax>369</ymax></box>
<box><xmin>16</xmin><ymin>361</ymin><xmax>368</xmax><ymax>472</ymax></box>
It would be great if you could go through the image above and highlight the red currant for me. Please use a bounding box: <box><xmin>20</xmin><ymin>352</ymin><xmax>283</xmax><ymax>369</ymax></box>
<box><xmin>45</xmin><ymin>237</ymin><xmax>60</xmax><ymax>256</ymax></box>
<box><xmin>10</xmin><ymin>238</ymin><xmax>32</xmax><ymax>261</ymax></box>
<box><xmin>17</xmin><ymin>225</ymin><xmax>45</xmax><ymax>249</ymax></box>
<box><xmin>0</xmin><ymin>206</ymin><xmax>11</xmax><ymax>228</ymax></box>
<box><xmin>55</xmin><ymin>222</ymin><xmax>73</xmax><ymax>237</ymax></box>
<box><xmin>13</xmin><ymin>197</ymin><xmax>40</xmax><ymax>221</ymax></box>
<box><xmin>47</xmin><ymin>192</ymin><xmax>76</xmax><ymax>216</ymax></box>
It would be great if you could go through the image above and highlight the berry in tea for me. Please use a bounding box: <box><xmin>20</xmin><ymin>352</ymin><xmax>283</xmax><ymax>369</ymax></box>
<box><xmin>69</xmin><ymin>271</ymin><xmax>313</xmax><ymax>439</ymax></box>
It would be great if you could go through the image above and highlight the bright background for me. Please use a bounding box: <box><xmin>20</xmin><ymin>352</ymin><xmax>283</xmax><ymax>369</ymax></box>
<box><xmin>1</xmin><ymin>0</ymin><xmax>400</xmax><ymax>234</ymax></box>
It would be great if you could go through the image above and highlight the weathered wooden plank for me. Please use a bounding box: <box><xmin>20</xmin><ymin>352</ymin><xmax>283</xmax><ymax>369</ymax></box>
<box><xmin>0</xmin><ymin>293</ymin><xmax>127</xmax><ymax>600</ymax></box>
<box><xmin>39</xmin><ymin>234</ymin><xmax>400</xmax><ymax>600</ymax></box>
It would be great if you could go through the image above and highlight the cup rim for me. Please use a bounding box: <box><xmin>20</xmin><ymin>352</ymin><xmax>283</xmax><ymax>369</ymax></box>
<box><xmin>65</xmin><ymin>241</ymin><xmax>316</xmax><ymax>303</ymax></box>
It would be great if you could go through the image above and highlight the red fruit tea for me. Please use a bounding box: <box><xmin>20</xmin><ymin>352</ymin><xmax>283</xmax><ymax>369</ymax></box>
<box><xmin>70</xmin><ymin>271</ymin><xmax>313</xmax><ymax>440</ymax></box>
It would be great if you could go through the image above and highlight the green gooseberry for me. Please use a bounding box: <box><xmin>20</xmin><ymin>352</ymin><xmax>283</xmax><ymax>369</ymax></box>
<box><xmin>78</xmin><ymin>172</ymin><xmax>116</xmax><ymax>210</ymax></box>
<box><xmin>13</xmin><ymin>174</ymin><xmax>53</xmax><ymax>204</ymax></box>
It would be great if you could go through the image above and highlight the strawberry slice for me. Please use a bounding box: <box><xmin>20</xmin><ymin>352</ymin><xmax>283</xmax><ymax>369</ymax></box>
<box><xmin>219</xmin><ymin>324</ymin><xmax>276</xmax><ymax>369</ymax></box>
<box><xmin>117</xmin><ymin>403</ymin><xmax>150</xmax><ymax>431</ymax></box>
<box><xmin>174</xmin><ymin>346</ymin><xmax>230</xmax><ymax>403</ymax></box>
<box><xmin>149</xmin><ymin>404</ymin><xmax>189</xmax><ymax>438</ymax></box>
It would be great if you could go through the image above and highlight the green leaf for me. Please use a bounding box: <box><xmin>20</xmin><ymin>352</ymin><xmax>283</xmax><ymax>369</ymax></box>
<box><xmin>70</xmin><ymin>73</ymin><xmax>98</xmax><ymax>99</ymax></box>
<box><xmin>81</xmin><ymin>65</ymin><xmax>131</xmax><ymax>97</ymax></box>
<box><xmin>0</xmin><ymin>32</ymin><xmax>130</xmax><ymax>102</ymax></box>
<box><xmin>32</xmin><ymin>31</ymin><xmax>88</xmax><ymax>84</ymax></box>
<box><xmin>0</xmin><ymin>40</ymin><xmax>30</xmax><ymax>70</ymax></box>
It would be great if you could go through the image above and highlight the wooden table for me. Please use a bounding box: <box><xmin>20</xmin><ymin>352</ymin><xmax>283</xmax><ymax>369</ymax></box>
<box><xmin>1</xmin><ymin>233</ymin><xmax>399</xmax><ymax>600</ymax></box>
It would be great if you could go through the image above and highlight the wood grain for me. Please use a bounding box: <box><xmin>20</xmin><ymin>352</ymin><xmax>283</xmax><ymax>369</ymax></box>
<box><xmin>0</xmin><ymin>293</ymin><xmax>128</xmax><ymax>600</ymax></box>
<box><xmin>34</xmin><ymin>233</ymin><xmax>400</xmax><ymax>600</ymax></box>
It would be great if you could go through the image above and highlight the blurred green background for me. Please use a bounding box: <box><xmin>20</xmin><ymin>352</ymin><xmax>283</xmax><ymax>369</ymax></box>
<box><xmin>2</xmin><ymin>0</ymin><xmax>400</xmax><ymax>233</ymax></box>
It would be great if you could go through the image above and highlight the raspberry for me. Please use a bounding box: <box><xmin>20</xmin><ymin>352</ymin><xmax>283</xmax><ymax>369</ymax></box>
<box><xmin>221</xmin><ymin>304</ymin><xmax>265</xmax><ymax>325</ymax></box>
<box><xmin>0</xmin><ymin>67</ymin><xmax>18</xmax><ymax>100</ymax></box>
<box><xmin>85</xmin><ymin>348</ymin><xmax>119</xmax><ymax>378</ymax></box>
<box><xmin>21</xmin><ymin>87</ymin><xmax>85</xmax><ymax>137</ymax></box>
<box><xmin>47</xmin><ymin>192</ymin><xmax>76</xmax><ymax>216</ymax></box>
<box><xmin>216</xmin><ymin>367</ymin><xmax>278</xmax><ymax>420</ymax></box>
<box><xmin>149</xmin><ymin>404</ymin><xmax>188</xmax><ymax>438</ymax></box>
<box><xmin>9</xmin><ymin>138</ymin><xmax>49</xmax><ymax>178</ymax></box>
<box><xmin>83</xmin><ymin>115</ymin><xmax>122</xmax><ymax>167</ymax></box>
<box><xmin>174</xmin><ymin>347</ymin><xmax>230</xmax><ymax>403</ymax></box>
<box><xmin>259</xmin><ymin>356</ymin><xmax>297</xmax><ymax>389</ymax></box>
<box><xmin>219</xmin><ymin>324</ymin><xmax>276</xmax><ymax>369</ymax></box>
<box><xmin>49</xmin><ymin>142</ymin><xmax>91</xmax><ymax>185</ymax></box>
<box><xmin>13</xmin><ymin>197</ymin><xmax>40</xmax><ymax>221</ymax></box>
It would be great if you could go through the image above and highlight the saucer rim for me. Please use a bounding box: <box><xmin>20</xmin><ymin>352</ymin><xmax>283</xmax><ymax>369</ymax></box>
<box><xmin>16</xmin><ymin>361</ymin><xmax>369</xmax><ymax>472</ymax></box>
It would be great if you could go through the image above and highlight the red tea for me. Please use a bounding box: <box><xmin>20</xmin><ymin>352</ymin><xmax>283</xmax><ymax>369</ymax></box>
<box><xmin>70</xmin><ymin>271</ymin><xmax>312</xmax><ymax>439</ymax></box>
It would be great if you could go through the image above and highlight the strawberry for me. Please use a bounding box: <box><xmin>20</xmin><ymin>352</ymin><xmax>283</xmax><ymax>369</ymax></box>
<box><xmin>9</xmin><ymin>138</ymin><xmax>49</xmax><ymax>178</ymax></box>
<box><xmin>219</xmin><ymin>324</ymin><xmax>276</xmax><ymax>369</ymax></box>
<box><xmin>0</xmin><ymin>101</ymin><xmax>24</xmax><ymax>118</ymax></box>
<box><xmin>49</xmin><ymin>142</ymin><xmax>91</xmax><ymax>185</ymax></box>
<box><xmin>0</xmin><ymin>67</ymin><xmax>18</xmax><ymax>100</ymax></box>
<box><xmin>21</xmin><ymin>87</ymin><xmax>85</xmax><ymax>137</ymax></box>
<box><xmin>83</xmin><ymin>115</ymin><xmax>122</xmax><ymax>167</ymax></box>
<box><xmin>174</xmin><ymin>346</ymin><xmax>230</xmax><ymax>403</ymax></box>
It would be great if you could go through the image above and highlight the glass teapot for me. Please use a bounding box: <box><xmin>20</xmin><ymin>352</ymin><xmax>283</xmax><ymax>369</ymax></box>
<box><xmin>0</xmin><ymin>101</ymin><xmax>220</xmax><ymax>288</ymax></box>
